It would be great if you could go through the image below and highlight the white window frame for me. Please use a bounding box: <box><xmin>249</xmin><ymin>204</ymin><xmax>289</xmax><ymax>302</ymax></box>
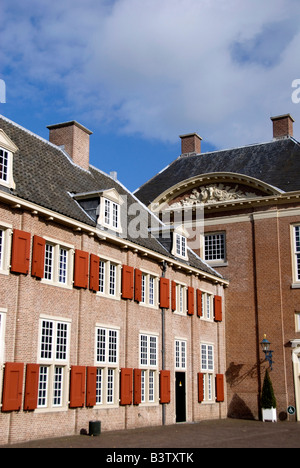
<box><xmin>98</xmin><ymin>189</ymin><xmax>124</xmax><ymax>234</ymax></box>
<box><xmin>37</xmin><ymin>316</ymin><xmax>71</xmax><ymax>412</ymax></box>
<box><xmin>97</xmin><ymin>256</ymin><xmax>122</xmax><ymax>300</ymax></box>
<box><xmin>0</xmin><ymin>129</ymin><xmax>18</xmax><ymax>190</ymax></box>
<box><xmin>201</xmin><ymin>291</ymin><xmax>214</xmax><ymax>321</ymax></box>
<box><xmin>0</xmin><ymin>222</ymin><xmax>12</xmax><ymax>275</ymax></box>
<box><xmin>171</xmin><ymin>226</ymin><xmax>189</xmax><ymax>261</ymax></box>
<box><xmin>95</xmin><ymin>325</ymin><xmax>120</xmax><ymax>407</ymax></box>
<box><xmin>201</xmin><ymin>343</ymin><xmax>215</xmax><ymax>403</ymax></box>
<box><xmin>292</xmin><ymin>225</ymin><xmax>300</xmax><ymax>287</ymax></box>
<box><xmin>175</xmin><ymin>339</ymin><xmax>187</xmax><ymax>370</ymax></box>
<box><xmin>139</xmin><ymin>271</ymin><xmax>159</xmax><ymax>309</ymax></box>
<box><xmin>41</xmin><ymin>237</ymin><xmax>74</xmax><ymax>289</ymax></box>
<box><xmin>174</xmin><ymin>282</ymin><xmax>187</xmax><ymax>316</ymax></box>
<box><xmin>139</xmin><ymin>333</ymin><xmax>159</xmax><ymax>405</ymax></box>
<box><xmin>295</xmin><ymin>312</ymin><xmax>300</xmax><ymax>333</ymax></box>
<box><xmin>204</xmin><ymin>232</ymin><xmax>226</xmax><ymax>265</ymax></box>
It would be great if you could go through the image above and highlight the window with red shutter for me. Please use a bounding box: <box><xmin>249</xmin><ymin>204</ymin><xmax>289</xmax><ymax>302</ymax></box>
<box><xmin>159</xmin><ymin>278</ymin><xmax>170</xmax><ymax>309</ymax></box>
<box><xmin>11</xmin><ymin>229</ymin><xmax>31</xmax><ymax>275</ymax></box>
<box><xmin>187</xmin><ymin>287</ymin><xmax>195</xmax><ymax>316</ymax></box>
<box><xmin>1</xmin><ymin>362</ymin><xmax>24</xmax><ymax>412</ymax></box>
<box><xmin>135</xmin><ymin>269</ymin><xmax>142</xmax><ymax>302</ymax></box>
<box><xmin>133</xmin><ymin>369</ymin><xmax>142</xmax><ymax>405</ymax></box>
<box><xmin>69</xmin><ymin>366</ymin><xmax>86</xmax><ymax>408</ymax></box>
<box><xmin>74</xmin><ymin>250</ymin><xmax>89</xmax><ymax>289</ymax></box>
<box><xmin>122</xmin><ymin>265</ymin><xmax>134</xmax><ymax>300</ymax></box>
<box><xmin>86</xmin><ymin>366</ymin><xmax>97</xmax><ymax>407</ymax></box>
<box><xmin>160</xmin><ymin>370</ymin><xmax>171</xmax><ymax>404</ymax></box>
<box><xmin>214</xmin><ymin>296</ymin><xmax>223</xmax><ymax>322</ymax></box>
<box><xmin>24</xmin><ymin>364</ymin><xmax>39</xmax><ymax>411</ymax></box>
<box><xmin>120</xmin><ymin>368</ymin><xmax>133</xmax><ymax>406</ymax></box>
<box><xmin>216</xmin><ymin>374</ymin><xmax>225</xmax><ymax>402</ymax></box>
<box><xmin>31</xmin><ymin>236</ymin><xmax>46</xmax><ymax>279</ymax></box>
<box><xmin>197</xmin><ymin>289</ymin><xmax>202</xmax><ymax>317</ymax></box>
<box><xmin>198</xmin><ymin>372</ymin><xmax>204</xmax><ymax>403</ymax></box>
<box><xmin>171</xmin><ymin>281</ymin><xmax>176</xmax><ymax>311</ymax></box>
<box><xmin>89</xmin><ymin>254</ymin><xmax>100</xmax><ymax>292</ymax></box>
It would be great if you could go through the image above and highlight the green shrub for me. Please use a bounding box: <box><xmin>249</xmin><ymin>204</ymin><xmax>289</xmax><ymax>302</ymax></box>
<box><xmin>261</xmin><ymin>369</ymin><xmax>277</xmax><ymax>409</ymax></box>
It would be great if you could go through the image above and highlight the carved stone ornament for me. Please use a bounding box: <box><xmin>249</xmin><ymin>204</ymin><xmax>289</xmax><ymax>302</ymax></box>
<box><xmin>170</xmin><ymin>184</ymin><xmax>258</xmax><ymax>208</ymax></box>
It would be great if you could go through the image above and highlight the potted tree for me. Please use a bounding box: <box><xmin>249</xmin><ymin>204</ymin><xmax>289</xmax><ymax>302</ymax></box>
<box><xmin>261</xmin><ymin>369</ymin><xmax>277</xmax><ymax>422</ymax></box>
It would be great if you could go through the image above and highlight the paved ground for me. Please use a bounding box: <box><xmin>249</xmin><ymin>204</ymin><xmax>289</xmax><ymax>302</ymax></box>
<box><xmin>2</xmin><ymin>419</ymin><xmax>300</xmax><ymax>449</ymax></box>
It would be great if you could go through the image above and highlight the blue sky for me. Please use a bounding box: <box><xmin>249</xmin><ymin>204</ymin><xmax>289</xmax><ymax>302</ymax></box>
<box><xmin>1</xmin><ymin>0</ymin><xmax>300</xmax><ymax>191</ymax></box>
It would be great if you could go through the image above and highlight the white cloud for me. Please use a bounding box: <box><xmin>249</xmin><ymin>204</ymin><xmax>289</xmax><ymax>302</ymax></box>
<box><xmin>2</xmin><ymin>0</ymin><xmax>300</xmax><ymax>147</ymax></box>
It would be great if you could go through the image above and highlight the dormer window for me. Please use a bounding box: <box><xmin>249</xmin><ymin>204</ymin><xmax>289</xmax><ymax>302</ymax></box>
<box><xmin>104</xmin><ymin>198</ymin><xmax>120</xmax><ymax>230</ymax></box>
<box><xmin>171</xmin><ymin>226</ymin><xmax>189</xmax><ymax>260</ymax></box>
<box><xmin>175</xmin><ymin>233</ymin><xmax>187</xmax><ymax>258</ymax></box>
<box><xmin>0</xmin><ymin>129</ymin><xmax>18</xmax><ymax>190</ymax></box>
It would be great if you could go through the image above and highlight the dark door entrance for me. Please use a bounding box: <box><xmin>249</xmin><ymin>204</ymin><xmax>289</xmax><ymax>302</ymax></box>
<box><xmin>175</xmin><ymin>372</ymin><xmax>186</xmax><ymax>423</ymax></box>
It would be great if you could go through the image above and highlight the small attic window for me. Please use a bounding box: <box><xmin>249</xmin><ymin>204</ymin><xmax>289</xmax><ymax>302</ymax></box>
<box><xmin>0</xmin><ymin>129</ymin><xmax>18</xmax><ymax>190</ymax></box>
<box><xmin>171</xmin><ymin>226</ymin><xmax>189</xmax><ymax>260</ymax></box>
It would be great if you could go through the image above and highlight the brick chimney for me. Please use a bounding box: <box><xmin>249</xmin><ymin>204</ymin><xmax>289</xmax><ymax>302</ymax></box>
<box><xmin>47</xmin><ymin>121</ymin><xmax>93</xmax><ymax>171</ymax></box>
<box><xmin>179</xmin><ymin>133</ymin><xmax>202</xmax><ymax>156</ymax></box>
<box><xmin>271</xmin><ymin>114</ymin><xmax>294</xmax><ymax>140</ymax></box>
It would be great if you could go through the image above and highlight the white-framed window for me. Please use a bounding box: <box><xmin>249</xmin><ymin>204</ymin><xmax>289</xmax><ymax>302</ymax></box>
<box><xmin>295</xmin><ymin>312</ymin><xmax>300</xmax><ymax>333</ymax></box>
<box><xmin>292</xmin><ymin>225</ymin><xmax>300</xmax><ymax>285</ymax></box>
<box><xmin>174</xmin><ymin>283</ymin><xmax>187</xmax><ymax>315</ymax></box>
<box><xmin>0</xmin><ymin>130</ymin><xmax>17</xmax><ymax>190</ymax></box>
<box><xmin>140</xmin><ymin>272</ymin><xmax>159</xmax><ymax>308</ymax></box>
<box><xmin>201</xmin><ymin>343</ymin><xmax>214</xmax><ymax>402</ymax></box>
<box><xmin>98</xmin><ymin>257</ymin><xmax>121</xmax><ymax>299</ymax></box>
<box><xmin>37</xmin><ymin>317</ymin><xmax>71</xmax><ymax>410</ymax></box>
<box><xmin>0</xmin><ymin>148</ymin><xmax>9</xmax><ymax>183</ymax></box>
<box><xmin>42</xmin><ymin>238</ymin><xmax>74</xmax><ymax>289</ymax></box>
<box><xmin>140</xmin><ymin>333</ymin><xmax>158</xmax><ymax>404</ymax></box>
<box><xmin>201</xmin><ymin>292</ymin><xmax>213</xmax><ymax>321</ymax></box>
<box><xmin>175</xmin><ymin>339</ymin><xmax>187</xmax><ymax>370</ymax></box>
<box><xmin>95</xmin><ymin>325</ymin><xmax>119</xmax><ymax>406</ymax></box>
<box><xmin>171</xmin><ymin>228</ymin><xmax>189</xmax><ymax>261</ymax></box>
<box><xmin>204</xmin><ymin>232</ymin><xmax>226</xmax><ymax>264</ymax></box>
<box><xmin>0</xmin><ymin>222</ymin><xmax>12</xmax><ymax>275</ymax></box>
<box><xmin>104</xmin><ymin>198</ymin><xmax>120</xmax><ymax>230</ymax></box>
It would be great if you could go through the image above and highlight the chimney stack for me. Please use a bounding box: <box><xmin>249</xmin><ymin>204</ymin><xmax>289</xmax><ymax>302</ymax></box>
<box><xmin>271</xmin><ymin>114</ymin><xmax>294</xmax><ymax>140</ymax></box>
<box><xmin>47</xmin><ymin>121</ymin><xmax>93</xmax><ymax>171</ymax></box>
<box><xmin>179</xmin><ymin>133</ymin><xmax>202</xmax><ymax>156</ymax></box>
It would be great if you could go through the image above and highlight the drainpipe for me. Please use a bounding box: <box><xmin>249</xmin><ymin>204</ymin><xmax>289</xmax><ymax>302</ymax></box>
<box><xmin>161</xmin><ymin>260</ymin><xmax>167</xmax><ymax>426</ymax></box>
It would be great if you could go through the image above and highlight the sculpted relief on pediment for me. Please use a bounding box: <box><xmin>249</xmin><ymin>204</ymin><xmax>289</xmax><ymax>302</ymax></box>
<box><xmin>169</xmin><ymin>183</ymin><xmax>259</xmax><ymax>208</ymax></box>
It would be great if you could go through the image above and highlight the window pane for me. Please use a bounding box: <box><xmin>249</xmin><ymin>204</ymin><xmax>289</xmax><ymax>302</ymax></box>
<box><xmin>107</xmin><ymin>369</ymin><xmax>114</xmax><ymax>404</ymax></box>
<box><xmin>97</xmin><ymin>328</ymin><xmax>106</xmax><ymax>363</ymax></box>
<box><xmin>140</xmin><ymin>335</ymin><xmax>148</xmax><ymax>366</ymax></box>
<box><xmin>205</xmin><ymin>233</ymin><xmax>225</xmax><ymax>261</ymax></box>
<box><xmin>109</xmin><ymin>264</ymin><xmax>116</xmax><ymax>296</ymax></box>
<box><xmin>40</xmin><ymin>320</ymin><xmax>53</xmax><ymax>359</ymax></box>
<box><xmin>53</xmin><ymin>366</ymin><xmax>63</xmax><ymax>406</ymax></box>
<box><xmin>59</xmin><ymin>248</ymin><xmax>67</xmax><ymax>283</ymax></box>
<box><xmin>149</xmin><ymin>277</ymin><xmax>154</xmax><ymax>305</ymax></box>
<box><xmin>96</xmin><ymin>368</ymin><xmax>103</xmax><ymax>404</ymax></box>
<box><xmin>99</xmin><ymin>261</ymin><xmax>105</xmax><ymax>293</ymax></box>
<box><xmin>38</xmin><ymin>366</ymin><xmax>48</xmax><ymax>407</ymax></box>
<box><xmin>104</xmin><ymin>199</ymin><xmax>110</xmax><ymax>225</ymax></box>
<box><xmin>0</xmin><ymin>149</ymin><xmax>8</xmax><ymax>182</ymax></box>
<box><xmin>108</xmin><ymin>330</ymin><xmax>117</xmax><ymax>363</ymax></box>
<box><xmin>56</xmin><ymin>322</ymin><xmax>68</xmax><ymax>360</ymax></box>
<box><xmin>149</xmin><ymin>336</ymin><xmax>157</xmax><ymax>366</ymax></box>
<box><xmin>44</xmin><ymin>244</ymin><xmax>53</xmax><ymax>280</ymax></box>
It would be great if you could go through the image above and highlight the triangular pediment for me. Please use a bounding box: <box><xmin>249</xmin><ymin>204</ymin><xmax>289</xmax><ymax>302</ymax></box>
<box><xmin>0</xmin><ymin>129</ymin><xmax>18</xmax><ymax>153</ymax></box>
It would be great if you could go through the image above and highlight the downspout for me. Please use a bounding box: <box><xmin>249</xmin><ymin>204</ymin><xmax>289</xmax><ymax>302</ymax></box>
<box><xmin>161</xmin><ymin>260</ymin><xmax>167</xmax><ymax>426</ymax></box>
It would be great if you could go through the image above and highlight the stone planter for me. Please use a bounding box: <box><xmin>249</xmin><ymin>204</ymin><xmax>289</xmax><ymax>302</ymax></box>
<box><xmin>262</xmin><ymin>407</ymin><xmax>277</xmax><ymax>422</ymax></box>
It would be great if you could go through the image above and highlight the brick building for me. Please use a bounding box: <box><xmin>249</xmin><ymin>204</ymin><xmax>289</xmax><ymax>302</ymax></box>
<box><xmin>0</xmin><ymin>115</ymin><xmax>227</xmax><ymax>445</ymax></box>
<box><xmin>136</xmin><ymin>114</ymin><xmax>300</xmax><ymax>422</ymax></box>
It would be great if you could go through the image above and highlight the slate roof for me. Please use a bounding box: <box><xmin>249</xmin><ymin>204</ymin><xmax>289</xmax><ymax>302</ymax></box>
<box><xmin>0</xmin><ymin>114</ymin><xmax>222</xmax><ymax>280</ymax></box>
<box><xmin>135</xmin><ymin>137</ymin><xmax>300</xmax><ymax>206</ymax></box>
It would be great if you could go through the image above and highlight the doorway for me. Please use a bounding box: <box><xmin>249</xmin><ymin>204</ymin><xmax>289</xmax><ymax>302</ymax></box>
<box><xmin>175</xmin><ymin>372</ymin><xmax>186</xmax><ymax>423</ymax></box>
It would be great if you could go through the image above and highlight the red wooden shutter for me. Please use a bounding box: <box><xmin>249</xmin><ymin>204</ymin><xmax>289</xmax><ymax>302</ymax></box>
<box><xmin>133</xmin><ymin>369</ymin><xmax>142</xmax><ymax>405</ymax></box>
<box><xmin>86</xmin><ymin>366</ymin><xmax>97</xmax><ymax>407</ymax></box>
<box><xmin>120</xmin><ymin>368</ymin><xmax>133</xmax><ymax>406</ymax></box>
<box><xmin>11</xmin><ymin>229</ymin><xmax>31</xmax><ymax>275</ymax></box>
<box><xmin>1</xmin><ymin>362</ymin><xmax>24</xmax><ymax>412</ymax></box>
<box><xmin>198</xmin><ymin>373</ymin><xmax>204</xmax><ymax>403</ymax></box>
<box><xmin>31</xmin><ymin>236</ymin><xmax>46</xmax><ymax>278</ymax></box>
<box><xmin>89</xmin><ymin>254</ymin><xmax>100</xmax><ymax>292</ymax></box>
<box><xmin>187</xmin><ymin>287</ymin><xmax>195</xmax><ymax>316</ymax></box>
<box><xmin>171</xmin><ymin>281</ymin><xmax>176</xmax><ymax>311</ymax></box>
<box><xmin>197</xmin><ymin>289</ymin><xmax>202</xmax><ymax>317</ymax></box>
<box><xmin>74</xmin><ymin>250</ymin><xmax>89</xmax><ymax>289</ymax></box>
<box><xmin>214</xmin><ymin>296</ymin><xmax>223</xmax><ymax>322</ymax></box>
<box><xmin>24</xmin><ymin>364</ymin><xmax>39</xmax><ymax>411</ymax></box>
<box><xmin>122</xmin><ymin>265</ymin><xmax>134</xmax><ymax>300</ymax></box>
<box><xmin>160</xmin><ymin>370</ymin><xmax>171</xmax><ymax>404</ymax></box>
<box><xmin>135</xmin><ymin>269</ymin><xmax>142</xmax><ymax>302</ymax></box>
<box><xmin>216</xmin><ymin>374</ymin><xmax>225</xmax><ymax>402</ymax></box>
<box><xmin>159</xmin><ymin>278</ymin><xmax>170</xmax><ymax>309</ymax></box>
<box><xmin>69</xmin><ymin>366</ymin><xmax>86</xmax><ymax>408</ymax></box>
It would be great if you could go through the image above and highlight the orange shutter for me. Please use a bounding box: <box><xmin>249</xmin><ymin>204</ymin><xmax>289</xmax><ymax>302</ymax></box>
<box><xmin>89</xmin><ymin>254</ymin><xmax>100</xmax><ymax>292</ymax></box>
<box><xmin>171</xmin><ymin>281</ymin><xmax>176</xmax><ymax>311</ymax></box>
<box><xmin>198</xmin><ymin>373</ymin><xmax>204</xmax><ymax>403</ymax></box>
<box><xmin>216</xmin><ymin>374</ymin><xmax>225</xmax><ymax>402</ymax></box>
<box><xmin>197</xmin><ymin>289</ymin><xmax>202</xmax><ymax>317</ymax></box>
<box><xmin>120</xmin><ymin>368</ymin><xmax>133</xmax><ymax>406</ymax></box>
<box><xmin>135</xmin><ymin>269</ymin><xmax>142</xmax><ymax>302</ymax></box>
<box><xmin>214</xmin><ymin>296</ymin><xmax>223</xmax><ymax>322</ymax></box>
<box><xmin>133</xmin><ymin>369</ymin><xmax>142</xmax><ymax>405</ymax></box>
<box><xmin>11</xmin><ymin>229</ymin><xmax>31</xmax><ymax>275</ymax></box>
<box><xmin>159</xmin><ymin>278</ymin><xmax>170</xmax><ymax>309</ymax></box>
<box><xmin>31</xmin><ymin>236</ymin><xmax>46</xmax><ymax>278</ymax></box>
<box><xmin>24</xmin><ymin>364</ymin><xmax>40</xmax><ymax>411</ymax></box>
<box><xmin>160</xmin><ymin>370</ymin><xmax>171</xmax><ymax>404</ymax></box>
<box><xmin>69</xmin><ymin>366</ymin><xmax>86</xmax><ymax>408</ymax></box>
<box><xmin>187</xmin><ymin>287</ymin><xmax>195</xmax><ymax>316</ymax></box>
<box><xmin>1</xmin><ymin>362</ymin><xmax>24</xmax><ymax>412</ymax></box>
<box><xmin>86</xmin><ymin>367</ymin><xmax>97</xmax><ymax>407</ymax></box>
<box><xmin>122</xmin><ymin>265</ymin><xmax>134</xmax><ymax>300</ymax></box>
<box><xmin>74</xmin><ymin>250</ymin><xmax>89</xmax><ymax>289</ymax></box>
